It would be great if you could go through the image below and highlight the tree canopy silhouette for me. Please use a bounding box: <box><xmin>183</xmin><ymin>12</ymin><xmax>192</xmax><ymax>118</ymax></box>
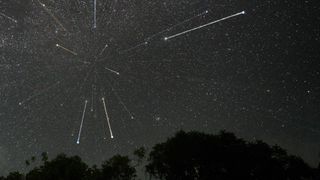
<box><xmin>146</xmin><ymin>130</ymin><xmax>313</xmax><ymax>180</ymax></box>
<box><xmin>101</xmin><ymin>155</ymin><xmax>136</xmax><ymax>180</ymax></box>
<box><xmin>26</xmin><ymin>154</ymin><xmax>88</xmax><ymax>180</ymax></box>
<box><xmin>3</xmin><ymin>172</ymin><xmax>23</xmax><ymax>180</ymax></box>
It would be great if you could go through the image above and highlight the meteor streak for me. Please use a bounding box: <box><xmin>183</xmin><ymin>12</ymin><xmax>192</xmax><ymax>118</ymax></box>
<box><xmin>93</xmin><ymin>0</ymin><xmax>97</xmax><ymax>28</ymax></box>
<box><xmin>119</xmin><ymin>10</ymin><xmax>209</xmax><ymax>54</ymax></box>
<box><xmin>98</xmin><ymin>44</ymin><xmax>108</xmax><ymax>56</ymax></box>
<box><xmin>105</xmin><ymin>78</ymin><xmax>134</xmax><ymax>119</ymax></box>
<box><xmin>92</xmin><ymin>43</ymin><xmax>108</xmax><ymax>63</ymax></box>
<box><xmin>105</xmin><ymin>67</ymin><xmax>120</xmax><ymax>75</ymax></box>
<box><xmin>164</xmin><ymin>11</ymin><xmax>245</xmax><ymax>41</ymax></box>
<box><xmin>102</xmin><ymin>97</ymin><xmax>114</xmax><ymax>139</ymax></box>
<box><xmin>0</xmin><ymin>12</ymin><xmax>18</xmax><ymax>23</ymax></box>
<box><xmin>119</xmin><ymin>41</ymin><xmax>148</xmax><ymax>54</ymax></box>
<box><xmin>91</xmin><ymin>85</ymin><xmax>95</xmax><ymax>112</ymax></box>
<box><xmin>19</xmin><ymin>81</ymin><xmax>61</xmax><ymax>106</ymax></box>
<box><xmin>76</xmin><ymin>100</ymin><xmax>88</xmax><ymax>144</ymax></box>
<box><xmin>56</xmin><ymin>44</ymin><xmax>78</xmax><ymax>56</ymax></box>
<box><xmin>37</xmin><ymin>0</ymin><xmax>67</xmax><ymax>32</ymax></box>
<box><xmin>147</xmin><ymin>10</ymin><xmax>209</xmax><ymax>40</ymax></box>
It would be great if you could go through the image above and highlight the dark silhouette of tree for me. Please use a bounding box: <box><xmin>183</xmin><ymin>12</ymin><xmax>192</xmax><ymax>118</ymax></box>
<box><xmin>25</xmin><ymin>156</ymin><xmax>37</xmax><ymax>168</ymax></box>
<box><xmin>26</xmin><ymin>168</ymin><xmax>42</xmax><ymax>180</ymax></box>
<box><xmin>133</xmin><ymin>147</ymin><xmax>146</xmax><ymax>166</ymax></box>
<box><xmin>315</xmin><ymin>162</ymin><xmax>320</xmax><ymax>180</ymax></box>
<box><xmin>30</xmin><ymin>156</ymin><xmax>36</xmax><ymax>163</ymax></box>
<box><xmin>5</xmin><ymin>172</ymin><xmax>23</xmax><ymax>180</ymax></box>
<box><xmin>25</xmin><ymin>160</ymin><xmax>30</xmax><ymax>167</ymax></box>
<box><xmin>14</xmin><ymin>152</ymin><xmax>137</xmax><ymax>180</ymax></box>
<box><xmin>26</xmin><ymin>153</ymin><xmax>88</xmax><ymax>180</ymax></box>
<box><xmin>83</xmin><ymin>165</ymin><xmax>103</xmax><ymax>180</ymax></box>
<box><xmin>146</xmin><ymin>130</ymin><xmax>313</xmax><ymax>180</ymax></box>
<box><xmin>101</xmin><ymin>155</ymin><xmax>136</xmax><ymax>180</ymax></box>
<box><xmin>41</xmin><ymin>152</ymin><xmax>48</xmax><ymax>163</ymax></box>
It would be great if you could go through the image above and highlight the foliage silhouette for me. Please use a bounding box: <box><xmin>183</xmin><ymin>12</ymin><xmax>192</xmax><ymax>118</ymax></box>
<box><xmin>41</xmin><ymin>152</ymin><xmax>48</xmax><ymax>163</ymax></box>
<box><xmin>1</xmin><ymin>130</ymin><xmax>319</xmax><ymax>180</ymax></box>
<box><xmin>146</xmin><ymin>130</ymin><xmax>313</xmax><ymax>180</ymax></box>
<box><xmin>5</xmin><ymin>172</ymin><xmax>23</xmax><ymax>180</ymax></box>
<box><xmin>101</xmin><ymin>155</ymin><xmax>136</xmax><ymax>180</ymax></box>
<box><xmin>133</xmin><ymin>147</ymin><xmax>146</xmax><ymax>166</ymax></box>
<box><xmin>26</xmin><ymin>153</ymin><xmax>88</xmax><ymax>180</ymax></box>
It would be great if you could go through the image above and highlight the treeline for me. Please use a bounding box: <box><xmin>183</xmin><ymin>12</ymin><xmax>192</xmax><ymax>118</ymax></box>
<box><xmin>1</xmin><ymin>130</ymin><xmax>320</xmax><ymax>180</ymax></box>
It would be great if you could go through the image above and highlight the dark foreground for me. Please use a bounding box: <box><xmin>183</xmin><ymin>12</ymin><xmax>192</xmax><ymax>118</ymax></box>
<box><xmin>1</xmin><ymin>130</ymin><xmax>320</xmax><ymax>180</ymax></box>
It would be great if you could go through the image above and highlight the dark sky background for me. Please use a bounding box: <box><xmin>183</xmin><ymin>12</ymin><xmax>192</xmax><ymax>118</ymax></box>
<box><xmin>0</xmin><ymin>0</ymin><xmax>319</xmax><ymax>175</ymax></box>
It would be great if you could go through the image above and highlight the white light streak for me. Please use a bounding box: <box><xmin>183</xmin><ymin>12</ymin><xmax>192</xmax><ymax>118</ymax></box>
<box><xmin>93</xmin><ymin>0</ymin><xmax>97</xmax><ymax>28</ymax></box>
<box><xmin>19</xmin><ymin>81</ymin><xmax>61</xmax><ymax>106</ymax></box>
<box><xmin>76</xmin><ymin>100</ymin><xmax>88</xmax><ymax>144</ymax></box>
<box><xmin>118</xmin><ymin>10</ymin><xmax>208</xmax><ymax>54</ymax></box>
<box><xmin>98</xmin><ymin>43</ymin><xmax>108</xmax><ymax>56</ymax></box>
<box><xmin>0</xmin><ymin>12</ymin><xmax>18</xmax><ymax>23</ymax></box>
<box><xmin>56</xmin><ymin>44</ymin><xmax>78</xmax><ymax>56</ymax></box>
<box><xmin>106</xmin><ymin>78</ymin><xmax>134</xmax><ymax>119</ymax></box>
<box><xmin>147</xmin><ymin>9</ymin><xmax>209</xmax><ymax>40</ymax></box>
<box><xmin>91</xmin><ymin>85</ymin><xmax>94</xmax><ymax>112</ymax></box>
<box><xmin>119</xmin><ymin>41</ymin><xmax>148</xmax><ymax>54</ymax></box>
<box><xmin>105</xmin><ymin>67</ymin><xmax>120</xmax><ymax>76</ymax></box>
<box><xmin>37</xmin><ymin>0</ymin><xmax>67</xmax><ymax>32</ymax></box>
<box><xmin>102</xmin><ymin>97</ymin><xmax>114</xmax><ymax>139</ymax></box>
<box><xmin>164</xmin><ymin>11</ymin><xmax>245</xmax><ymax>41</ymax></box>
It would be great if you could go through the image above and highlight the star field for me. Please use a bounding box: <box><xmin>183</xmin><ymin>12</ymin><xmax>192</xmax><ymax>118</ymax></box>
<box><xmin>0</xmin><ymin>0</ymin><xmax>320</xmax><ymax>175</ymax></box>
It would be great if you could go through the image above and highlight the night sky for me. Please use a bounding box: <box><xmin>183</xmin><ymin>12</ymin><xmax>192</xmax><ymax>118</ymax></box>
<box><xmin>1</xmin><ymin>0</ymin><xmax>319</xmax><ymax>175</ymax></box>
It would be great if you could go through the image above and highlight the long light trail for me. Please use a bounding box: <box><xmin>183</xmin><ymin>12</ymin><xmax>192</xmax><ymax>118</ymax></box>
<box><xmin>105</xmin><ymin>77</ymin><xmax>134</xmax><ymax>119</ymax></box>
<box><xmin>105</xmin><ymin>67</ymin><xmax>120</xmax><ymax>76</ymax></box>
<box><xmin>56</xmin><ymin>44</ymin><xmax>78</xmax><ymax>56</ymax></box>
<box><xmin>102</xmin><ymin>97</ymin><xmax>114</xmax><ymax>139</ymax></box>
<box><xmin>93</xmin><ymin>0</ymin><xmax>97</xmax><ymax>28</ymax></box>
<box><xmin>37</xmin><ymin>0</ymin><xmax>67</xmax><ymax>32</ymax></box>
<box><xmin>164</xmin><ymin>11</ymin><xmax>245</xmax><ymax>41</ymax></box>
<box><xmin>147</xmin><ymin>9</ymin><xmax>209</xmax><ymax>41</ymax></box>
<box><xmin>19</xmin><ymin>81</ymin><xmax>61</xmax><ymax>106</ymax></box>
<box><xmin>119</xmin><ymin>10</ymin><xmax>209</xmax><ymax>54</ymax></box>
<box><xmin>0</xmin><ymin>12</ymin><xmax>18</xmax><ymax>23</ymax></box>
<box><xmin>76</xmin><ymin>100</ymin><xmax>88</xmax><ymax>144</ymax></box>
